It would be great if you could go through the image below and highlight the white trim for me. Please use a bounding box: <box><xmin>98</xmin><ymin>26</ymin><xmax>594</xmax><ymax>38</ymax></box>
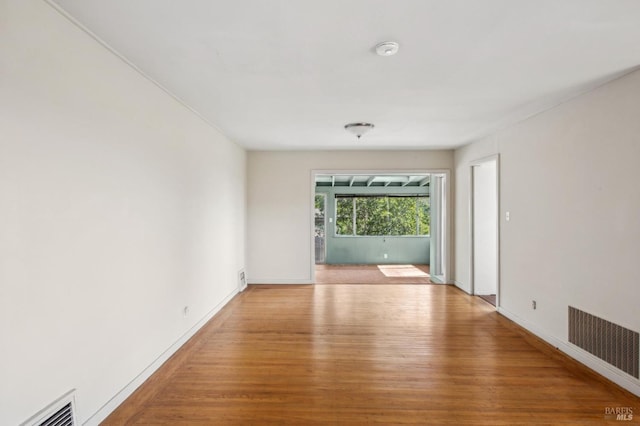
<box><xmin>429</xmin><ymin>276</ymin><xmax>446</xmax><ymax>284</ymax></box>
<box><xmin>20</xmin><ymin>389</ymin><xmax>78</xmax><ymax>426</ymax></box>
<box><xmin>445</xmin><ymin>170</ymin><xmax>452</xmax><ymax>285</ymax></box>
<box><xmin>453</xmin><ymin>280</ymin><xmax>471</xmax><ymax>293</ymax></box>
<box><xmin>428</xmin><ymin>171</ymin><xmax>452</xmax><ymax>284</ymax></box>
<box><xmin>498</xmin><ymin>307</ymin><xmax>640</xmax><ymax>397</ymax></box>
<box><xmin>310</xmin><ymin>170</ymin><xmax>317</xmax><ymax>283</ymax></box>
<box><xmin>84</xmin><ymin>287</ymin><xmax>239</xmax><ymax>426</ymax></box>
<box><xmin>248</xmin><ymin>279</ymin><xmax>314</xmax><ymax>285</ymax></box>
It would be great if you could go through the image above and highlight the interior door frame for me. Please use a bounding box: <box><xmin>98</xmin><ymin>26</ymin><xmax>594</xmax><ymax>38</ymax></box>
<box><xmin>310</xmin><ymin>169</ymin><xmax>452</xmax><ymax>284</ymax></box>
<box><xmin>428</xmin><ymin>172</ymin><xmax>447</xmax><ymax>284</ymax></box>
<box><xmin>469</xmin><ymin>154</ymin><xmax>500</xmax><ymax>307</ymax></box>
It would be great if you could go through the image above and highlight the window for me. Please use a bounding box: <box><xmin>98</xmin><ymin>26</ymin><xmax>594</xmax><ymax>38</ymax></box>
<box><xmin>335</xmin><ymin>195</ymin><xmax>430</xmax><ymax>236</ymax></box>
<box><xmin>336</xmin><ymin>197</ymin><xmax>354</xmax><ymax>235</ymax></box>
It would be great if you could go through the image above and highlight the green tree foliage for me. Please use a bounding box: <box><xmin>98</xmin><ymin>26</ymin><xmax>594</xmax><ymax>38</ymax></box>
<box><xmin>335</xmin><ymin>198</ymin><xmax>353</xmax><ymax>235</ymax></box>
<box><xmin>315</xmin><ymin>194</ymin><xmax>325</xmax><ymax>212</ymax></box>
<box><xmin>336</xmin><ymin>196</ymin><xmax>430</xmax><ymax>236</ymax></box>
<box><xmin>417</xmin><ymin>197</ymin><xmax>430</xmax><ymax>235</ymax></box>
<box><xmin>388</xmin><ymin>197</ymin><xmax>417</xmax><ymax>235</ymax></box>
<box><xmin>314</xmin><ymin>194</ymin><xmax>326</xmax><ymax>237</ymax></box>
<box><xmin>356</xmin><ymin>197</ymin><xmax>389</xmax><ymax>235</ymax></box>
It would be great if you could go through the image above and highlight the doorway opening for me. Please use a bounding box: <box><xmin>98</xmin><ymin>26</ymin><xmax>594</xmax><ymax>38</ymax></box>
<box><xmin>470</xmin><ymin>156</ymin><xmax>499</xmax><ymax>307</ymax></box>
<box><xmin>311</xmin><ymin>170</ymin><xmax>450</xmax><ymax>285</ymax></box>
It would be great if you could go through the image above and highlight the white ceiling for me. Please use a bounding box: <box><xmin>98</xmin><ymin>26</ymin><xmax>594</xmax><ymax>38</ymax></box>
<box><xmin>50</xmin><ymin>0</ymin><xmax>640</xmax><ymax>150</ymax></box>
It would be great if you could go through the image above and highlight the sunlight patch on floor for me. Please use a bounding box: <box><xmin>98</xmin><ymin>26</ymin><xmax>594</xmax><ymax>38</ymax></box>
<box><xmin>377</xmin><ymin>264</ymin><xmax>429</xmax><ymax>278</ymax></box>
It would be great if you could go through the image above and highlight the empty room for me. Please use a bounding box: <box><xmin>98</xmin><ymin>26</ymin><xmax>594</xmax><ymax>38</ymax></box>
<box><xmin>2</xmin><ymin>1</ymin><xmax>639</xmax><ymax>425</ymax></box>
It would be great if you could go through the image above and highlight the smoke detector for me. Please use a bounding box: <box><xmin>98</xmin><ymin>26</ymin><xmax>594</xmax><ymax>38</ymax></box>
<box><xmin>375</xmin><ymin>41</ymin><xmax>400</xmax><ymax>56</ymax></box>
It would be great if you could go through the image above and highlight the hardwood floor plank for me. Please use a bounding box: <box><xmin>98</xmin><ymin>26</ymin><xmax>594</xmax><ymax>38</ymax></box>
<box><xmin>315</xmin><ymin>264</ymin><xmax>431</xmax><ymax>285</ymax></box>
<box><xmin>103</xmin><ymin>284</ymin><xmax>639</xmax><ymax>425</ymax></box>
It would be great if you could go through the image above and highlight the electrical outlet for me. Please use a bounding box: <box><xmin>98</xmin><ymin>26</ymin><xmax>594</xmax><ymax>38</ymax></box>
<box><xmin>383</xmin><ymin>253</ymin><xmax>388</xmax><ymax>259</ymax></box>
<box><xmin>532</xmin><ymin>300</ymin><xmax>536</xmax><ymax>310</ymax></box>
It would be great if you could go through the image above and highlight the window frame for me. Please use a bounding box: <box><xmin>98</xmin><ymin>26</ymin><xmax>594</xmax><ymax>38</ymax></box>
<box><xmin>334</xmin><ymin>194</ymin><xmax>430</xmax><ymax>238</ymax></box>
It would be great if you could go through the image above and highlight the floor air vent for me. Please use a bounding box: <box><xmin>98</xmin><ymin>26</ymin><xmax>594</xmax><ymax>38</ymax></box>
<box><xmin>21</xmin><ymin>390</ymin><xmax>77</xmax><ymax>426</ymax></box>
<box><xmin>568</xmin><ymin>306</ymin><xmax>639</xmax><ymax>379</ymax></box>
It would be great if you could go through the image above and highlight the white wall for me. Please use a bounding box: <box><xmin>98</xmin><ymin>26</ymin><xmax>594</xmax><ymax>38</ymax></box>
<box><xmin>454</xmin><ymin>69</ymin><xmax>640</xmax><ymax>394</ymax></box>
<box><xmin>247</xmin><ymin>150</ymin><xmax>453</xmax><ymax>283</ymax></box>
<box><xmin>0</xmin><ymin>2</ymin><xmax>246</xmax><ymax>424</ymax></box>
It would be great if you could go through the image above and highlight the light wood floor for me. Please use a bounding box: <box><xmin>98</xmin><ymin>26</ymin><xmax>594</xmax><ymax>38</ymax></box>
<box><xmin>104</xmin><ymin>284</ymin><xmax>639</xmax><ymax>425</ymax></box>
<box><xmin>315</xmin><ymin>264</ymin><xmax>431</xmax><ymax>285</ymax></box>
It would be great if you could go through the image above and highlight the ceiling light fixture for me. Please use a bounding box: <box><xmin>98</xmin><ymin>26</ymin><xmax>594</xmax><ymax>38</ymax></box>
<box><xmin>375</xmin><ymin>41</ymin><xmax>399</xmax><ymax>56</ymax></box>
<box><xmin>344</xmin><ymin>122</ymin><xmax>375</xmax><ymax>139</ymax></box>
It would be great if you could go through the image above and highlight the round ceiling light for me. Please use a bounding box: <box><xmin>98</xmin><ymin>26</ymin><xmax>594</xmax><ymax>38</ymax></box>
<box><xmin>375</xmin><ymin>41</ymin><xmax>399</xmax><ymax>56</ymax></box>
<box><xmin>344</xmin><ymin>122</ymin><xmax>375</xmax><ymax>139</ymax></box>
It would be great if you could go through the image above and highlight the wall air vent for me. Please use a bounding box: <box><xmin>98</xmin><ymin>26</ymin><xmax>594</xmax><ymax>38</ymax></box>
<box><xmin>238</xmin><ymin>269</ymin><xmax>247</xmax><ymax>292</ymax></box>
<box><xmin>568</xmin><ymin>306</ymin><xmax>639</xmax><ymax>379</ymax></box>
<box><xmin>21</xmin><ymin>390</ymin><xmax>77</xmax><ymax>426</ymax></box>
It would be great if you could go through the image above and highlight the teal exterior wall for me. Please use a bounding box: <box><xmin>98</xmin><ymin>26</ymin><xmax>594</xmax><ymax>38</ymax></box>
<box><xmin>316</xmin><ymin>186</ymin><xmax>430</xmax><ymax>265</ymax></box>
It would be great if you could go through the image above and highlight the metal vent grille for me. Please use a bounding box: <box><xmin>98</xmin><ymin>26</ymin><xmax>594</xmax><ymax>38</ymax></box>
<box><xmin>568</xmin><ymin>306</ymin><xmax>639</xmax><ymax>379</ymax></box>
<box><xmin>21</xmin><ymin>390</ymin><xmax>77</xmax><ymax>426</ymax></box>
<box><xmin>39</xmin><ymin>402</ymin><xmax>73</xmax><ymax>426</ymax></box>
<box><xmin>238</xmin><ymin>269</ymin><xmax>247</xmax><ymax>292</ymax></box>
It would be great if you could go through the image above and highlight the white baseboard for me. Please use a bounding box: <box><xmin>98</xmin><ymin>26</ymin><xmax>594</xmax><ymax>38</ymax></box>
<box><xmin>453</xmin><ymin>280</ymin><xmax>470</xmax><ymax>293</ymax></box>
<box><xmin>84</xmin><ymin>287</ymin><xmax>239</xmax><ymax>425</ymax></box>
<box><xmin>497</xmin><ymin>307</ymin><xmax>640</xmax><ymax>397</ymax></box>
<box><xmin>248</xmin><ymin>279</ymin><xmax>314</xmax><ymax>285</ymax></box>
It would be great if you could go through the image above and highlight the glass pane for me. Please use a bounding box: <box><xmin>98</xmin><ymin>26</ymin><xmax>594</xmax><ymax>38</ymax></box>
<box><xmin>335</xmin><ymin>198</ymin><xmax>354</xmax><ymax>235</ymax></box>
<box><xmin>315</xmin><ymin>194</ymin><xmax>325</xmax><ymax>237</ymax></box>
<box><xmin>355</xmin><ymin>197</ymin><xmax>389</xmax><ymax>235</ymax></box>
<box><xmin>315</xmin><ymin>194</ymin><xmax>326</xmax><ymax>263</ymax></box>
<box><xmin>417</xmin><ymin>196</ymin><xmax>430</xmax><ymax>235</ymax></box>
<box><xmin>388</xmin><ymin>197</ymin><xmax>417</xmax><ymax>235</ymax></box>
<box><xmin>315</xmin><ymin>195</ymin><xmax>325</xmax><ymax>236</ymax></box>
